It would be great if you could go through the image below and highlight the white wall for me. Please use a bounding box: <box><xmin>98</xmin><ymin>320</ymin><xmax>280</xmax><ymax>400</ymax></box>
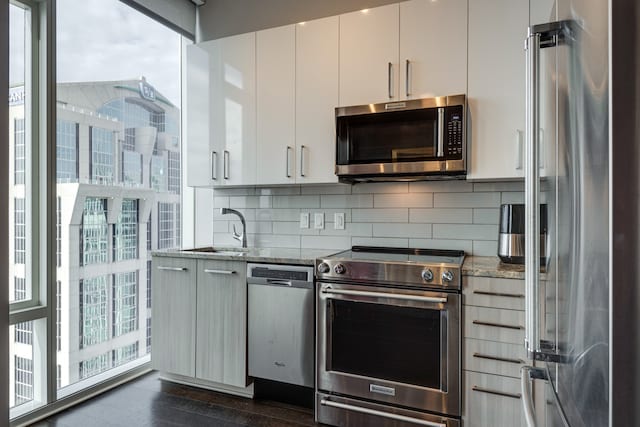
<box><xmin>201</xmin><ymin>181</ymin><xmax>525</xmax><ymax>257</ymax></box>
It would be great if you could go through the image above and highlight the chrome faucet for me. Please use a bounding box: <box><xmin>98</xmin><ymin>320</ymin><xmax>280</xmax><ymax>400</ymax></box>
<box><xmin>220</xmin><ymin>208</ymin><xmax>247</xmax><ymax>248</ymax></box>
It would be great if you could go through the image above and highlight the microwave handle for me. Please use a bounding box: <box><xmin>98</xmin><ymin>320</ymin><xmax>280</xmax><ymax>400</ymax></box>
<box><xmin>437</xmin><ymin>107</ymin><xmax>445</xmax><ymax>157</ymax></box>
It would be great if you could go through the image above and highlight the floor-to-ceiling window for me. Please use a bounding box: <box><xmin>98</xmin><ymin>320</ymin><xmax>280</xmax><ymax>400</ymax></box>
<box><xmin>8</xmin><ymin>0</ymin><xmax>187</xmax><ymax>423</ymax></box>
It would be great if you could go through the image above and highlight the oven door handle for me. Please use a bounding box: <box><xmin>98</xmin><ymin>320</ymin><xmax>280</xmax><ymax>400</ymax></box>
<box><xmin>320</xmin><ymin>399</ymin><xmax>447</xmax><ymax>427</ymax></box>
<box><xmin>321</xmin><ymin>287</ymin><xmax>447</xmax><ymax>304</ymax></box>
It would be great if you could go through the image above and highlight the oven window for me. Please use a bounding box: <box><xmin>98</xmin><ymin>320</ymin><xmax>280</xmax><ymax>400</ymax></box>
<box><xmin>329</xmin><ymin>299</ymin><xmax>441</xmax><ymax>389</ymax></box>
<box><xmin>336</xmin><ymin>109</ymin><xmax>438</xmax><ymax>164</ymax></box>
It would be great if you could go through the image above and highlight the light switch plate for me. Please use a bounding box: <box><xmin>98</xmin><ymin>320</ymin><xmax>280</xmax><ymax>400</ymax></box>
<box><xmin>334</xmin><ymin>212</ymin><xmax>345</xmax><ymax>230</ymax></box>
<box><xmin>300</xmin><ymin>212</ymin><xmax>310</xmax><ymax>229</ymax></box>
<box><xmin>314</xmin><ymin>212</ymin><xmax>324</xmax><ymax>230</ymax></box>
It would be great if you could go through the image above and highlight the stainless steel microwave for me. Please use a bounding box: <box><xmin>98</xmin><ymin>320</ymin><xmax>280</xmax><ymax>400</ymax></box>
<box><xmin>335</xmin><ymin>95</ymin><xmax>466</xmax><ymax>182</ymax></box>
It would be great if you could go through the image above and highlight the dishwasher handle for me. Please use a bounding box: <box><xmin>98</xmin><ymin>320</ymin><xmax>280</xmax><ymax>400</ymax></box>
<box><xmin>247</xmin><ymin>277</ymin><xmax>313</xmax><ymax>290</ymax></box>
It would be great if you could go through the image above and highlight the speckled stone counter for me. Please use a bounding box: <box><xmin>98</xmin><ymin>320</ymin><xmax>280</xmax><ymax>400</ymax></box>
<box><xmin>462</xmin><ymin>256</ymin><xmax>526</xmax><ymax>280</ymax></box>
<box><xmin>152</xmin><ymin>247</ymin><xmax>334</xmax><ymax>266</ymax></box>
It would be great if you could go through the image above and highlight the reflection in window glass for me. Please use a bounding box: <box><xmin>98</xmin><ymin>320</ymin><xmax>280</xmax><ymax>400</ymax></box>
<box><xmin>56</xmin><ymin>0</ymin><xmax>182</xmax><ymax>394</ymax></box>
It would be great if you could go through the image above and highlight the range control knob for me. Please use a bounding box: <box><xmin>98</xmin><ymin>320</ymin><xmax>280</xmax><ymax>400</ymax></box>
<box><xmin>442</xmin><ymin>270</ymin><xmax>454</xmax><ymax>282</ymax></box>
<box><xmin>421</xmin><ymin>269</ymin><xmax>434</xmax><ymax>282</ymax></box>
<box><xmin>317</xmin><ymin>262</ymin><xmax>330</xmax><ymax>274</ymax></box>
<box><xmin>334</xmin><ymin>264</ymin><xmax>347</xmax><ymax>275</ymax></box>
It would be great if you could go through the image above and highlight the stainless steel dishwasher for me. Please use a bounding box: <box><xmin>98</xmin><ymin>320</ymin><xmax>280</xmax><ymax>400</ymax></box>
<box><xmin>247</xmin><ymin>263</ymin><xmax>314</xmax><ymax>388</ymax></box>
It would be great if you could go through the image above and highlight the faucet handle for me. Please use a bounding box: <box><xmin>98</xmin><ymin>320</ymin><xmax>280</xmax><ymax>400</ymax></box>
<box><xmin>232</xmin><ymin>224</ymin><xmax>243</xmax><ymax>240</ymax></box>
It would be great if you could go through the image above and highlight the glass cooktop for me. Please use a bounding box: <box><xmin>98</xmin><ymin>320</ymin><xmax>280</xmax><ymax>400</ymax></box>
<box><xmin>326</xmin><ymin>246</ymin><xmax>465</xmax><ymax>266</ymax></box>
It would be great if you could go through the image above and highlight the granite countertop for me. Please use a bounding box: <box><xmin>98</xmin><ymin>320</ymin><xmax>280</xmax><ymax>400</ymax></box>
<box><xmin>462</xmin><ymin>256</ymin><xmax>526</xmax><ymax>280</ymax></box>
<box><xmin>152</xmin><ymin>246</ymin><xmax>335</xmax><ymax>266</ymax></box>
<box><xmin>155</xmin><ymin>248</ymin><xmax>527</xmax><ymax>279</ymax></box>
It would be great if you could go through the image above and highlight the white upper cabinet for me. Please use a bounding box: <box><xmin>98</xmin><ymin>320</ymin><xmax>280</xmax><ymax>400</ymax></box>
<box><xmin>467</xmin><ymin>0</ymin><xmax>528</xmax><ymax>180</ymax></box>
<box><xmin>186</xmin><ymin>42</ymin><xmax>213</xmax><ymax>187</ymax></box>
<box><xmin>339</xmin><ymin>5</ymin><xmax>400</xmax><ymax>106</ymax></box>
<box><xmin>399</xmin><ymin>0</ymin><xmax>467</xmax><ymax>100</ymax></box>
<box><xmin>210</xmin><ymin>32</ymin><xmax>257</xmax><ymax>186</ymax></box>
<box><xmin>295</xmin><ymin>17</ymin><xmax>340</xmax><ymax>184</ymax></box>
<box><xmin>256</xmin><ymin>25</ymin><xmax>296</xmax><ymax>185</ymax></box>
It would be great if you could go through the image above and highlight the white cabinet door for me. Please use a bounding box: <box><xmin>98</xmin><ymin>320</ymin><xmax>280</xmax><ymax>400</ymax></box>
<box><xmin>186</xmin><ymin>43</ymin><xmax>213</xmax><ymax>187</ymax></box>
<box><xmin>210</xmin><ymin>33</ymin><xmax>257</xmax><ymax>186</ymax></box>
<box><xmin>339</xmin><ymin>4</ymin><xmax>400</xmax><ymax>106</ymax></box>
<box><xmin>151</xmin><ymin>257</ymin><xmax>197</xmax><ymax>377</ymax></box>
<box><xmin>399</xmin><ymin>0</ymin><xmax>467</xmax><ymax>100</ymax></box>
<box><xmin>295</xmin><ymin>17</ymin><xmax>339</xmax><ymax>184</ymax></box>
<box><xmin>256</xmin><ymin>25</ymin><xmax>296</xmax><ymax>185</ymax></box>
<box><xmin>467</xmin><ymin>0</ymin><xmax>528</xmax><ymax>180</ymax></box>
<box><xmin>195</xmin><ymin>259</ymin><xmax>248</xmax><ymax>387</ymax></box>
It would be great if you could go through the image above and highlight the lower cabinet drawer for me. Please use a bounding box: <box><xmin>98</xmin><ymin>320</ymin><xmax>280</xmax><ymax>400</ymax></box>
<box><xmin>463</xmin><ymin>338</ymin><xmax>527</xmax><ymax>378</ymax></box>
<box><xmin>463</xmin><ymin>371</ymin><xmax>526</xmax><ymax>427</ymax></box>
<box><xmin>464</xmin><ymin>305</ymin><xmax>525</xmax><ymax>344</ymax></box>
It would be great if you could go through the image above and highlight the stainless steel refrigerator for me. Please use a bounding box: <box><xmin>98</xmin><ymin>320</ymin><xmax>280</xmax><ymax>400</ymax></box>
<box><xmin>519</xmin><ymin>0</ymin><xmax>611</xmax><ymax>426</ymax></box>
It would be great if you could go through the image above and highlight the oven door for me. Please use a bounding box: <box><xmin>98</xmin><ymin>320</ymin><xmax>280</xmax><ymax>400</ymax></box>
<box><xmin>317</xmin><ymin>282</ymin><xmax>460</xmax><ymax>416</ymax></box>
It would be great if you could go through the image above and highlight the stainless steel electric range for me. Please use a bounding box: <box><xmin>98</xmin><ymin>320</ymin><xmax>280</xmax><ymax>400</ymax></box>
<box><xmin>315</xmin><ymin>246</ymin><xmax>465</xmax><ymax>427</ymax></box>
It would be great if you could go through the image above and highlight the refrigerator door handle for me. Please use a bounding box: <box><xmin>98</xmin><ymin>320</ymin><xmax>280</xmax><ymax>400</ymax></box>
<box><xmin>524</xmin><ymin>29</ymin><xmax>542</xmax><ymax>359</ymax></box>
<box><xmin>521</xmin><ymin>366</ymin><xmax>542</xmax><ymax>427</ymax></box>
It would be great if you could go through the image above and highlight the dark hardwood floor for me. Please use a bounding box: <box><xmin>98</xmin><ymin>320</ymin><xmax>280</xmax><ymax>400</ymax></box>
<box><xmin>33</xmin><ymin>372</ymin><xmax>319</xmax><ymax>427</ymax></box>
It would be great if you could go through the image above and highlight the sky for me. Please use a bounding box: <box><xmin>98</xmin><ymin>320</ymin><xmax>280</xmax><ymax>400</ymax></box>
<box><xmin>10</xmin><ymin>0</ymin><xmax>183</xmax><ymax>106</ymax></box>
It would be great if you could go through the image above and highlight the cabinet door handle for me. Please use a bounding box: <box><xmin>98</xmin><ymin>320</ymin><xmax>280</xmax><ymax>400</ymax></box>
<box><xmin>223</xmin><ymin>150</ymin><xmax>230</xmax><ymax>180</ymax></box>
<box><xmin>473</xmin><ymin>290</ymin><xmax>525</xmax><ymax>299</ymax></box>
<box><xmin>204</xmin><ymin>269</ymin><xmax>236</xmax><ymax>275</ymax></box>
<box><xmin>405</xmin><ymin>59</ymin><xmax>411</xmax><ymax>97</ymax></box>
<box><xmin>472</xmin><ymin>386</ymin><xmax>521</xmax><ymax>400</ymax></box>
<box><xmin>516</xmin><ymin>130</ymin><xmax>523</xmax><ymax>170</ymax></box>
<box><xmin>211</xmin><ymin>151</ymin><xmax>218</xmax><ymax>180</ymax></box>
<box><xmin>473</xmin><ymin>320</ymin><xmax>524</xmax><ymax>330</ymax></box>
<box><xmin>388</xmin><ymin>62</ymin><xmax>394</xmax><ymax>99</ymax></box>
<box><xmin>300</xmin><ymin>145</ymin><xmax>306</xmax><ymax>177</ymax></box>
<box><xmin>157</xmin><ymin>266</ymin><xmax>187</xmax><ymax>272</ymax></box>
<box><xmin>286</xmin><ymin>146</ymin><xmax>292</xmax><ymax>178</ymax></box>
<box><xmin>473</xmin><ymin>352</ymin><xmax>523</xmax><ymax>365</ymax></box>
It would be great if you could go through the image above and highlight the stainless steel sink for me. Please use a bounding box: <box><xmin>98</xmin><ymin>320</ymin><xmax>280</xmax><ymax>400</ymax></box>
<box><xmin>181</xmin><ymin>247</ymin><xmax>248</xmax><ymax>256</ymax></box>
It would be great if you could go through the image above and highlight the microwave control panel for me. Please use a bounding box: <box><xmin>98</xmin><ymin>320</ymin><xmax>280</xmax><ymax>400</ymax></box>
<box><xmin>445</xmin><ymin>105</ymin><xmax>464</xmax><ymax>159</ymax></box>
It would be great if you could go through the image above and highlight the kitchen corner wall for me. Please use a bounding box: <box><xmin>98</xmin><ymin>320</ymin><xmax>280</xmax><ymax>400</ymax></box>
<box><xmin>198</xmin><ymin>180</ymin><xmax>524</xmax><ymax>257</ymax></box>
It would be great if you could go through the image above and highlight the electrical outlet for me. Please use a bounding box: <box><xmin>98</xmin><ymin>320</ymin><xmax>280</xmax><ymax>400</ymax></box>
<box><xmin>300</xmin><ymin>212</ymin><xmax>310</xmax><ymax>229</ymax></box>
<box><xmin>314</xmin><ymin>212</ymin><xmax>324</xmax><ymax>230</ymax></box>
<box><xmin>334</xmin><ymin>212</ymin><xmax>345</xmax><ymax>230</ymax></box>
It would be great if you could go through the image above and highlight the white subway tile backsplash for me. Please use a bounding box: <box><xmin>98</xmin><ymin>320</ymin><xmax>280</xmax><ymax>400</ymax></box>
<box><xmin>372</xmin><ymin>223</ymin><xmax>431</xmax><ymax>238</ymax></box>
<box><xmin>434</xmin><ymin>192</ymin><xmax>501</xmax><ymax>208</ymax></box>
<box><xmin>352</xmin><ymin>208</ymin><xmax>409</xmax><ymax>223</ymax></box>
<box><xmin>301</xmin><ymin>236</ymin><xmax>351</xmax><ymax>250</ymax></box>
<box><xmin>229</xmin><ymin>195</ymin><xmax>272</xmax><ymax>209</ymax></box>
<box><xmin>472</xmin><ymin>208</ymin><xmax>500</xmax><ymax>225</ymax></box>
<box><xmin>321</xmin><ymin>194</ymin><xmax>373</xmax><ymax>208</ymax></box>
<box><xmin>473</xmin><ymin>240</ymin><xmax>499</xmax><ymax>257</ymax></box>
<box><xmin>273</xmin><ymin>195</ymin><xmax>320</xmax><ymax>208</ymax></box>
<box><xmin>273</xmin><ymin>222</ymin><xmax>320</xmax><ymax>235</ymax></box>
<box><xmin>351</xmin><ymin>237</ymin><xmax>409</xmax><ymax>248</ymax></box>
<box><xmin>206</xmin><ymin>181</ymin><xmax>521</xmax><ymax>255</ymax></box>
<box><xmin>501</xmin><ymin>192</ymin><xmax>525</xmax><ymax>204</ymax></box>
<box><xmin>409</xmin><ymin>181</ymin><xmax>473</xmax><ymax>193</ymax></box>
<box><xmin>301</xmin><ymin>184</ymin><xmax>352</xmax><ymax>195</ymax></box>
<box><xmin>352</xmin><ymin>182</ymin><xmax>409</xmax><ymax>194</ymax></box>
<box><xmin>409</xmin><ymin>208</ymin><xmax>473</xmax><ymax>224</ymax></box>
<box><xmin>433</xmin><ymin>224</ymin><xmax>498</xmax><ymax>241</ymax></box>
<box><xmin>374</xmin><ymin>193</ymin><xmax>433</xmax><ymax>208</ymax></box>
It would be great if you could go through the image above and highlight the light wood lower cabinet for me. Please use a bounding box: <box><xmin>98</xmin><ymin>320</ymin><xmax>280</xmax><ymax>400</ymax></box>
<box><xmin>152</xmin><ymin>256</ymin><xmax>247</xmax><ymax>388</ymax></box>
<box><xmin>195</xmin><ymin>259</ymin><xmax>248</xmax><ymax>387</ymax></box>
<box><xmin>151</xmin><ymin>257</ymin><xmax>197</xmax><ymax>377</ymax></box>
<box><xmin>463</xmin><ymin>371</ymin><xmax>526</xmax><ymax>427</ymax></box>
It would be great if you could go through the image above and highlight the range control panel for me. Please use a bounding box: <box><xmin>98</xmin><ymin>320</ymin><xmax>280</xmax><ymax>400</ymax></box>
<box><xmin>445</xmin><ymin>105</ymin><xmax>464</xmax><ymax>159</ymax></box>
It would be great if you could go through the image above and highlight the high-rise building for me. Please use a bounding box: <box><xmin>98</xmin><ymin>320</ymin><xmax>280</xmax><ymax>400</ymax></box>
<box><xmin>8</xmin><ymin>77</ymin><xmax>181</xmax><ymax>406</ymax></box>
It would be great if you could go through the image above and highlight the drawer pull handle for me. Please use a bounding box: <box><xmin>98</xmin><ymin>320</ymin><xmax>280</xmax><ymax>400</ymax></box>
<box><xmin>473</xmin><ymin>290</ymin><xmax>525</xmax><ymax>299</ymax></box>
<box><xmin>157</xmin><ymin>266</ymin><xmax>187</xmax><ymax>272</ymax></box>
<box><xmin>472</xmin><ymin>386</ymin><xmax>521</xmax><ymax>400</ymax></box>
<box><xmin>473</xmin><ymin>320</ymin><xmax>524</xmax><ymax>330</ymax></box>
<box><xmin>204</xmin><ymin>269</ymin><xmax>236</xmax><ymax>275</ymax></box>
<box><xmin>473</xmin><ymin>353</ymin><xmax>523</xmax><ymax>365</ymax></box>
